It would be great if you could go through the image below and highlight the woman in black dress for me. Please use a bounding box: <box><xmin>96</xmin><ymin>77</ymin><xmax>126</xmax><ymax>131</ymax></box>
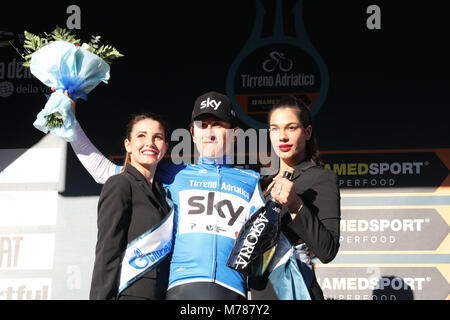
<box><xmin>90</xmin><ymin>113</ymin><xmax>172</xmax><ymax>300</ymax></box>
<box><xmin>250</xmin><ymin>96</ymin><xmax>341</xmax><ymax>300</ymax></box>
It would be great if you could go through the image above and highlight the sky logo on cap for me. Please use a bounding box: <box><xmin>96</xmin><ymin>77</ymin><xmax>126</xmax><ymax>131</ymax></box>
<box><xmin>200</xmin><ymin>97</ymin><xmax>222</xmax><ymax>110</ymax></box>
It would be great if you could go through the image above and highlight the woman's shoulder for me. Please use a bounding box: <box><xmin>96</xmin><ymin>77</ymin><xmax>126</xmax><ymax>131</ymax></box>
<box><xmin>102</xmin><ymin>172</ymin><xmax>133</xmax><ymax>191</ymax></box>
<box><xmin>293</xmin><ymin>163</ymin><xmax>340</xmax><ymax>199</ymax></box>
<box><xmin>296</xmin><ymin>162</ymin><xmax>338</xmax><ymax>185</ymax></box>
<box><xmin>105</xmin><ymin>171</ymin><xmax>127</xmax><ymax>183</ymax></box>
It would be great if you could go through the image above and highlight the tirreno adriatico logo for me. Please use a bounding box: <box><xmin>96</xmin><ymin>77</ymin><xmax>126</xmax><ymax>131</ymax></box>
<box><xmin>226</xmin><ymin>0</ymin><xmax>329</xmax><ymax>129</ymax></box>
<box><xmin>262</xmin><ymin>51</ymin><xmax>293</xmax><ymax>72</ymax></box>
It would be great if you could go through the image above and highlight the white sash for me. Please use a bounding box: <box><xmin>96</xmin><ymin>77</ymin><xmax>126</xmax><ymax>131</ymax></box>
<box><xmin>117</xmin><ymin>208</ymin><xmax>174</xmax><ymax>296</ymax></box>
<box><xmin>267</xmin><ymin>232</ymin><xmax>312</xmax><ymax>272</ymax></box>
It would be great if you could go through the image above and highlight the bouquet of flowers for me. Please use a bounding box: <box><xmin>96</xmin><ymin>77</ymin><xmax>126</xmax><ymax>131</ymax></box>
<box><xmin>21</xmin><ymin>26</ymin><xmax>123</xmax><ymax>141</ymax></box>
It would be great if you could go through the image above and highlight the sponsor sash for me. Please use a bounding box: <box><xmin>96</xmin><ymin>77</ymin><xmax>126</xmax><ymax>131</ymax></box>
<box><xmin>117</xmin><ymin>208</ymin><xmax>174</xmax><ymax>296</ymax></box>
<box><xmin>267</xmin><ymin>233</ymin><xmax>313</xmax><ymax>300</ymax></box>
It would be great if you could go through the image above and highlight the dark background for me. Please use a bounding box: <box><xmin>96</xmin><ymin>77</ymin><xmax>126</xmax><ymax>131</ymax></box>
<box><xmin>1</xmin><ymin>0</ymin><xmax>448</xmax><ymax>195</ymax></box>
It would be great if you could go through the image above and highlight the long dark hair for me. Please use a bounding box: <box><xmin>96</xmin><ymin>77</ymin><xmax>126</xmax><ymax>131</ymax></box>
<box><xmin>267</xmin><ymin>95</ymin><xmax>324</xmax><ymax>167</ymax></box>
<box><xmin>121</xmin><ymin>112</ymin><xmax>169</xmax><ymax>172</ymax></box>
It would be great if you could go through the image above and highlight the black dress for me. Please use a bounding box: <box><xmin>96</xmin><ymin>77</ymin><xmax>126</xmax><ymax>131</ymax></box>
<box><xmin>90</xmin><ymin>163</ymin><xmax>171</xmax><ymax>300</ymax></box>
<box><xmin>249</xmin><ymin>160</ymin><xmax>341</xmax><ymax>300</ymax></box>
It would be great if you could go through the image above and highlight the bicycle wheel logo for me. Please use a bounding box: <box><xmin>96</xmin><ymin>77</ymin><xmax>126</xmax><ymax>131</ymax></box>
<box><xmin>262</xmin><ymin>51</ymin><xmax>293</xmax><ymax>72</ymax></box>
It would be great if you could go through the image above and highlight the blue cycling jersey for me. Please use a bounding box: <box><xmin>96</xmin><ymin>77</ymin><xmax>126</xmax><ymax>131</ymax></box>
<box><xmin>69</xmin><ymin>123</ymin><xmax>265</xmax><ymax>297</ymax></box>
<box><xmin>156</xmin><ymin>156</ymin><xmax>265</xmax><ymax>297</ymax></box>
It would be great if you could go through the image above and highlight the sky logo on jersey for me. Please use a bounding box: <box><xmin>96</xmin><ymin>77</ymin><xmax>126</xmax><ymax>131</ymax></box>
<box><xmin>179</xmin><ymin>190</ymin><xmax>250</xmax><ymax>239</ymax></box>
<box><xmin>187</xmin><ymin>192</ymin><xmax>244</xmax><ymax>226</ymax></box>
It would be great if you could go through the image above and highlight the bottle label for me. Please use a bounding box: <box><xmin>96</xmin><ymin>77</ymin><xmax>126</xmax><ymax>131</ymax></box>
<box><xmin>232</xmin><ymin>211</ymin><xmax>270</xmax><ymax>269</ymax></box>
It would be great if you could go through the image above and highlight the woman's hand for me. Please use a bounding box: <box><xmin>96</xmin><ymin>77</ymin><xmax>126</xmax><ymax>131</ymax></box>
<box><xmin>270</xmin><ymin>174</ymin><xmax>303</xmax><ymax>219</ymax></box>
<box><xmin>51</xmin><ymin>87</ymin><xmax>76</xmax><ymax>115</ymax></box>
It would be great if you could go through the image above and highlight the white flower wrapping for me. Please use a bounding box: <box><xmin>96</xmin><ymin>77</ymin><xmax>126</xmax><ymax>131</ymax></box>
<box><xmin>30</xmin><ymin>41</ymin><xmax>110</xmax><ymax>141</ymax></box>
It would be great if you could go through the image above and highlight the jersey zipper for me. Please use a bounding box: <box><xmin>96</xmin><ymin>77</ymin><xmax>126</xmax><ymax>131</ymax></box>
<box><xmin>211</xmin><ymin>163</ymin><xmax>221</xmax><ymax>281</ymax></box>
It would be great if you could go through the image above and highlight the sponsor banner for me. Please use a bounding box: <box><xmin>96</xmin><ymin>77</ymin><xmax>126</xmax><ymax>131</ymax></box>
<box><xmin>320</xmin><ymin>149</ymin><xmax>450</xmax><ymax>192</ymax></box>
<box><xmin>0</xmin><ymin>30</ymin><xmax>50</xmax><ymax>99</ymax></box>
<box><xmin>0</xmin><ymin>278</ymin><xmax>51</xmax><ymax>300</ymax></box>
<box><xmin>340</xmin><ymin>196</ymin><xmax>450</xmax><ymax>207</ymax></box>
<box><xmin>0</xmin><ymin>190</ymin><xmax>58</xmax><ymax>226</ymax></box>
<box><xmin>339</xmin><ymin>207</ymin><xmax>450</xmax><ymax>251</ymax></box>
<box><xmin>314</xmin><ymin>265</ymin><xmax>450</xmax><ymax>300</ymax></box>
<box><xmin>0</xmin><ymin>57</ymin><xmax>43</xmax><ymax>98</ymax></box>
<box><xmin>0</xmin><ymin>234</ymin><xmax>55</xmax><ymax>270</ymax></box>
<box><xmin>239</xmin><ymin>93</ymin><xmax>319</xmax><ymax>115</ymax></box>
<box><xmin>0</xmin><ymin>148</ymin><xmax>63</xmax><ymax>185</ymax></box>
<box><xmin>326</xmin><ymin>253</ymin><xmax>450</xmax><ymax>265</ymax></box>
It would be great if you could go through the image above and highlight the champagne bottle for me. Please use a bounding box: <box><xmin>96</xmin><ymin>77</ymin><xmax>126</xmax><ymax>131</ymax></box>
<box><xmin>227</xmin><ymin>167</ymin><xmax>294</xmax><ymax>276</ymax></box>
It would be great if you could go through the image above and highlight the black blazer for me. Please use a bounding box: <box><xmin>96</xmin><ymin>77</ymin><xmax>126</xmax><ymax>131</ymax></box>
<box><xmin>249</xmin><ymin>160</ymin><xmax>341</xmax><ymax>300</ymax></box>
<box><xmin>90</xmin><ymin>163</ymin><xmax>171</xmax><ymax>300</ymax></box>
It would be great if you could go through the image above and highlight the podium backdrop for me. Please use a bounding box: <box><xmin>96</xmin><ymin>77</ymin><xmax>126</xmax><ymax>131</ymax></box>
<box><xmin>0</xmin><ymin>1</ymin><xmax>448</xmax><ymax>300</ymax></box>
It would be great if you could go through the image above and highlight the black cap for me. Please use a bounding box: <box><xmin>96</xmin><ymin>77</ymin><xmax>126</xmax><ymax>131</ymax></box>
<box><xmin>191</xmin><ymin>91</ymin><xmax>236</xmax><ymax>122</ymax></box>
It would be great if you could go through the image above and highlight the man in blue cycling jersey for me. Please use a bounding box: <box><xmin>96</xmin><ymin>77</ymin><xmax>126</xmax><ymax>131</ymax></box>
<box><xmin>69</xmin><ymin>92</ymin><xmax>265</xmax><ymax>299</ymax></box>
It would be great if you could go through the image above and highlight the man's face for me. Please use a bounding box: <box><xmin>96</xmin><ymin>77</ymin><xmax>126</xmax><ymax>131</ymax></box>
<box><xmin>191</xmin><ymin>115</ymin><xmax>233</xmax><ymax>158</ymax></box>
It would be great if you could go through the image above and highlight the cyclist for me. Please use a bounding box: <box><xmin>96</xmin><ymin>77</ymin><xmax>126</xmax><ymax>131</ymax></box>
<box><xmin>68</xmin><ymin>91</ymin><xmax>265</xmax><ymax>299</ymax></box>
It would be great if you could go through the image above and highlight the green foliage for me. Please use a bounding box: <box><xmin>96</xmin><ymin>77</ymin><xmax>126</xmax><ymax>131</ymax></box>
<box><xmin>44</xmin><ymin>112</ymin><xmax>64</xmax><ymax>129</ymax></box>
<box><xmin>95</xmin><ymin>44</ymin><xmax>125</xmax><ymax>64</ymax></box>
<box><xmin>47</xmin><ymin>25</ymin><xmax>81</xmax><ymax>44</ymax></box>
<box><xmin>22</xmin><ymin>31</ymin><xmax>48</xmax><ymax>67</ymax></box>
<box><xmin>21</xmin><ymin>26</ymin><xmax>123</xmax><ymax>67</ymax></box>
<box><xmin>87</xmin><ymin>35</ymin><xmax>101</xmax><ymax>50</ymax></box>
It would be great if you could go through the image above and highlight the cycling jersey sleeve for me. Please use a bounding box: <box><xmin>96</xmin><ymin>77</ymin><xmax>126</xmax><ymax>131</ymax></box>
<box><xmin>155</xmin><ymin>162</ymin><xmax>186</xmax><ymax>187</ymax></box>
<box><xmin>70</xmin><ymin>121</ymin><xmax>122</xmax><ymax>184</ymax></box>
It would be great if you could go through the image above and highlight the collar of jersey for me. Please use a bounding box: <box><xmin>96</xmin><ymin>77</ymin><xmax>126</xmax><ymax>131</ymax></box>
<box><xmin>197</xmin><ymin>156</ymin><xmax>233</xmax><ymax>167</ymax></box>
